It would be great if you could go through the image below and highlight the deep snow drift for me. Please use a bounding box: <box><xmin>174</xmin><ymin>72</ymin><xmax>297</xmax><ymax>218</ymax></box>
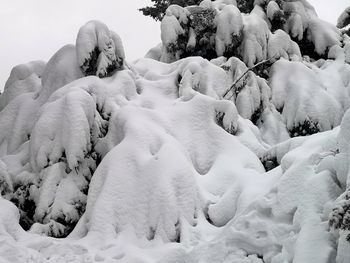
<box><xmin>1</xmin><ymin>1</ymin><xmax>350</xmax><ymax>262</ymax></box>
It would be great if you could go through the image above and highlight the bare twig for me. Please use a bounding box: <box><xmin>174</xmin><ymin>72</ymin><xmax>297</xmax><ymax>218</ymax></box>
<box><xmin>223</xmin><ymin>57</ymin><xmax>275</xmax><ymax>100</ymax></box>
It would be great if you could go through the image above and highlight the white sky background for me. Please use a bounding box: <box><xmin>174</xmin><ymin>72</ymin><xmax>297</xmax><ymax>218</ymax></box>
<box><xmin>0</xmin><ymin>0</ymin><xmax>348</xmax><ymax>89</ymax></box>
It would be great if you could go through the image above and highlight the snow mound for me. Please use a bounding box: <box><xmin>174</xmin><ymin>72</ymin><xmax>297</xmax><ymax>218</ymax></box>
<box><xmin>39</xmin><ymin>45</ymin><xmax>83</xmax><ymax>103</ymax></box>
<box><xmin>1</xmin><ymin>61</ymin><xmax>45</xmax><ymax>110</ymax></box>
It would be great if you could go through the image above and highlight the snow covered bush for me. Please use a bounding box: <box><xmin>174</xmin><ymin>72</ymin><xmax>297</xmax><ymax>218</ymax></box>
<box><xmin>327</xmin><ymin>109</ymin><xmax>350</xmax><ymax>262</ymax></box>
<box><xmin>266</xmin><ymin>0</ymin><xmax>286</xmax><ymax>32</ymax></box>
<box><xmin>239</xmin><ymin>6</ymin><xmax>270</xmax><ymax>67</ymax></box>
<box><xmin>236</xmin><ymin>0</ymin><xmax>254</xmax><ymax>13</ymax></box>
<box><xmin>329</xmin><ymin>190</ymin><xmax>350</xmax><ymax>242</ymax></box>
<box><xmin>0</xmin><ymin>21</ymin><xmax>130</xmax><ymax>237</ymax></box>
<box><xmin>270</xmin><ymin>58</ymin><xmax>350</xmax><ymax>136</ymax></box>
<box><xmin>218</xmin><ymin>56</ymin><xmax>271</xmax><ymax>121</ymax></box>
<box><xmin>76</xmin><ymin>20</ymin><xmax>125</xmax><ymax>78</ymax></box>
<box><xmin>159</xmin><ymin>0</ymin><xmax>342</xmax><ymax>63</ymax></box>
<box><xmin>161</xmin><ymin>4</ymin><xmax>218</xmax><ymax>62</ymax></box>
<box><xmin>139</xmin><ymin>0</ymin><xmax>202</xmax><ymax>21</ymax></box>
<box><xmin>267</xmin><ymin>29</ymin><xmax>301</xmax><ymax>61</ymax></box>
<box><xmin>215</xmin><ymin>4</ymin><xmax>243</xmax><ymax>57</ymax></box>
<box><xmin>338</xmin><ymin>6</ymin><xmax>350</xmax><ymax>29</ymax></box>
<box><xmin>3</xmin><ymin>1</ymin><xmax>350</xmax><ymax>262</ymax></box>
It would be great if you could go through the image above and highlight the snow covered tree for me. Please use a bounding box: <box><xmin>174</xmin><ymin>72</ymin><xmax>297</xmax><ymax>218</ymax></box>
<box><xmin>338</xmin><ymin>6</ymin><xmax>350</xmax><ymax>29</ymax></box>
<box><xmin>338</xmin><ymin>6</ymin><xmax>350</xmax><ymax>36</ymax></box>
<box><xmin>157</xmin><ymin>0</ymin><xmax>347</xmax><ymax>137</ymax></box>
<box><xmin>76</xmin><ymin>20</ymin><xmax>125</xmax><ymax>78</ymax></box>
<box><xmin>139</xmin><ymin>0</ymin><xmax>202</xmax><ymax>21</ymax></box>
<box><xmin>2</xmin><ymin>1</ymin><xmax>350</xmax><ymax>262</ymax></box>
<box><xmin>329</xmin><ymin>190</ymin><xmax>350</xmax><ymax>242</ymax></box>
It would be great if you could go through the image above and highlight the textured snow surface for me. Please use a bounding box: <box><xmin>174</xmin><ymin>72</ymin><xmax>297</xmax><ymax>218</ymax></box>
<box><xmin>1</xmin><ymin>1</ymin><xmax>350</xmax><ymax>261</ymax></box>
<box><xmin>0</xmin><ymin>53</ymin><xmax>349</xmax><ymax>262</ymax></box>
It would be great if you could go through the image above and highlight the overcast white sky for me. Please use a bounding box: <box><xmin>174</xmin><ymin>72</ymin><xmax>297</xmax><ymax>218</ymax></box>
<box><xmin>0</xmin><ymin>0</ymin><xmax>348</xmax><ymax>89</ymax></box>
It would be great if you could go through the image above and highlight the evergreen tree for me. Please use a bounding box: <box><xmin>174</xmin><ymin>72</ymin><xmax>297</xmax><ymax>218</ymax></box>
<box><xmin>337</xmin><ymin>6</ymin><xmax>350</xmax><ymax>29</ymax></box>
<box><xmin>139</xmin><ymin>0</ymin><xmax>202</xmax><ymax>21</ymax></box>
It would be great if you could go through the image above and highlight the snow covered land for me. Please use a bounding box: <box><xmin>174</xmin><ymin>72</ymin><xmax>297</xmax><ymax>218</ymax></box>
<box><xmin>1</xmin><ymin>0</ymin><xmax>350</xmax><ymax>262</ymax></box>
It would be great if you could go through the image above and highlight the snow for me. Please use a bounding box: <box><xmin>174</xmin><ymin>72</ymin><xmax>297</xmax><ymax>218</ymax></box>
<box><xmin>1</xmin><ymin>61</ymin><xmax>45</xmax><ymax>111</ymax></box>
<box><xmin>39</xmin><ymin>44</ymin><xmax>83</xmax><ymax>104</ymax></box>
<box><xmin>220</xmin><ymin>56</ymin><xmax>270</xmax><ymax>120</ymax></box>
<box><xmin>266</xmin><ymin>1</ymin><xmax>281</xmax><ymax>22</ymax></box>
<box><xmin>215</xmin><ymin>4</ymin><xmax>243</xmax><ymax>56</ymax></box>
<box><xmin>267</xmin><ymin>30</ymin><xmax>301</xmax><ymax>61</ymax></box>
<box><xmin>239</xmin><ymin>6</ymin><xmax>269</xmax><ymax>67</ymax></box>
<box><xmin>1</xmin><ymin>3</ymin><xmax>350</xmax><ymax>262</ymax></box>
<box><xmin>76</xmin><ymin>20</ymin><xmax>125</xmax><ymax>78</ymax></box>
<box><xmin>160</xmin><ymin>13</ymin><xmax>185</xmax><ymax>62</ymax></box>
<box><xmin>337</xmin><ymin>6</ymin><xmax>350</xmax><ymax>29</ymax></box>
<box><xmin>270</xmin><ymin>58</ymin><xmax>350</xmax><ymax>134</ymax></box>
<box><xmin>165</xmin><ymin>4</ymin><xmax>190</xmax><ymax>25</ymax></box>
<box><xmin>329</xmin><ymin>35</ymin><xmax>350</xmax><ymax>64</ymax></box>
<box><xmin>307</xmin><ymin>17</ymin><xmax>341</xmax><ymax>55</ymax></box>
<box><xmin>284</xmin><ymin>12</ymin><xmax>304</xmax><ymax>41</ymax></box>
<box><xmin>31</xmin><ymin>87</ymin><xmax>95</xmax><ymax>170</ymax></box>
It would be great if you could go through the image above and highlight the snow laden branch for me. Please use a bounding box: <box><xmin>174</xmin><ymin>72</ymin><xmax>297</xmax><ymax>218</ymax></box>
<box><xmin>222</xmin><ymin>57</ymin><xmax>275</xmax><ymax>100</ymax></box>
